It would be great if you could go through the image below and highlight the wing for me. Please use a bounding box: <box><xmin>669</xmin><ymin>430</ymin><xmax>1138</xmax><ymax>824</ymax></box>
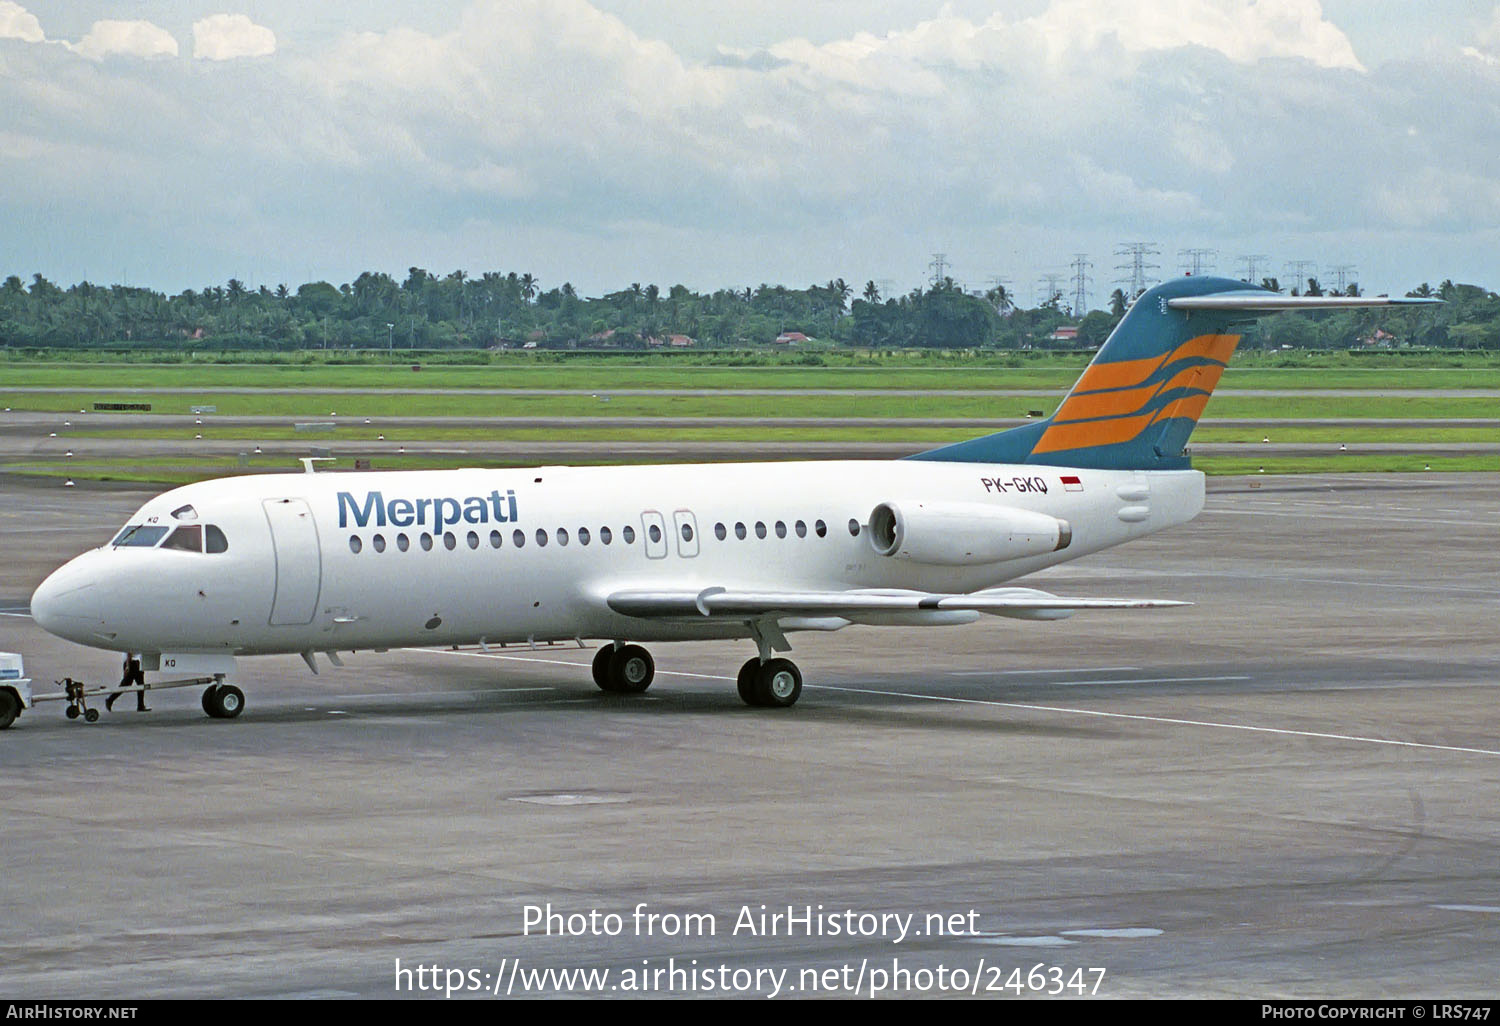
<box><xmin>606</xmin><ymin>585</ymin><xmax>1187</xmax><ymax>623</ymax></box>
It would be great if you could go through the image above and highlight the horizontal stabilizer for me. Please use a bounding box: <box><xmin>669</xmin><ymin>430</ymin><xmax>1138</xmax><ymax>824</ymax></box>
<box><xmin>1167</xmin><ymin>292</ymin><xmax>1442</xmax><ymax>312</ymax></box>
<box><xmin>607</xmin><ymin>586</ymin><xmax>1186</xmax><ymax>622</ymax></box>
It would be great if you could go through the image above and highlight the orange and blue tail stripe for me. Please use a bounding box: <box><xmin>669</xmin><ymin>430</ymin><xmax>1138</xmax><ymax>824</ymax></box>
<box><xmin>912</xmin><ymin>276</ymin><xmax>1264</xmax><ymax>471</ymax></box>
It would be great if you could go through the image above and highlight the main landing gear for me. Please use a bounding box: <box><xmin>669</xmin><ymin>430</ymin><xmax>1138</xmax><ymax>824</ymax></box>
<box><xmin>592</xmin><ymin>644</ymin><xmax>656</xmax><ymax>694</ymax></box>
<box><xmin>591</xmin><ymin>643</ymin><xmax>804</xmax><ymax>708</ymax></box>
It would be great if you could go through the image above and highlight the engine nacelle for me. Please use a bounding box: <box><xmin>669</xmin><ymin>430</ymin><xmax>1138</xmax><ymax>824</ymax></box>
<box><xmin>867</xmin><ymin>500</ymin><xmax>1071</xmax><ymax>566</ymax></box>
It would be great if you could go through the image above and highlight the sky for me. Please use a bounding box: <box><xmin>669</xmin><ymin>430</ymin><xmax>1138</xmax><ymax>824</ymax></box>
<box><xmin>3</xmin><ymin>1</ymin><xmax>1499</xmax><ymax>304</ymax></box>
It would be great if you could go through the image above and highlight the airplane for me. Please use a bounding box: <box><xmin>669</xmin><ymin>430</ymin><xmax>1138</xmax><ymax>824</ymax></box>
<box><xmin>14</xmin><ymin>276</ymin><xmax>1437</xmax><ymax>726</ymax></box>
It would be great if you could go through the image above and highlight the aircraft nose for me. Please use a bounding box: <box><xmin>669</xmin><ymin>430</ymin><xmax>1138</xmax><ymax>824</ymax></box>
<box><xmin>30</xmin><ymin>559</ymin><xmax>103</xmax><ymax>641</ymax></box>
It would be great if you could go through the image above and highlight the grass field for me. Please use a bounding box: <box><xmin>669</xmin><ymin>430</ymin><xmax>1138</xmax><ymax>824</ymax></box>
<box><xmin>7</xmin><ymin>390</ymin><xmax>1500</xmax><ymax>421</ymax></box>
<box><xmin>3</xmin><ymin>352</ymin><xmax>1495</xmax><ymax>483</ymax></box>
<box><xmin>5</xmin><ymin>355</ymin><xmax>1500</xmax><ymax>394</ymax></box>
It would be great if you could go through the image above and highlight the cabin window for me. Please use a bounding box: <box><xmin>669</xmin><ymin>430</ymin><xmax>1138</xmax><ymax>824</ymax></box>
<box><xmin>467</xmin><ymin>531</ymin><xmax>480</xmax><ymax>550</ymax></box>
<box><xmin>349</xmin><ymin>536</ymin><xmax>363</xmax><ymax>554</ymax></box>
<box><xmin>536</xmin><ymin>529</ymin><xmax>549</xmax><ymax>547</ymax></box>
<box><xmin>162</xmin><ymin>525</ymin><xmax>202</xmax><ymax>552</ymax></box>
<box><xmin>681</xmin><ymin>522</ymin><xmax>693</xmax><ymax>542</ymax></box>
<box><xmin>622</xmin><ymin>525</ymin><xmax>636</xmax><ymax>544</ymax></box>
<box><xmin>600</xmin><ymin>526</ymin><xmax>612</xmax><ymax>545</ymax></box>
<box><xmin>848</xmin><ymin>518</ymin><xmax>860</xmax><ymax>537</ymax></box>
<box><xmin>795</xmin><ymin>520</ymin><xmax>807</xmax><ymax>538</ymax></box>
<box><xmin>774</xmin><ymin>521</ymin><xmax>787</xmax><ymax>539</ymax></box>
<box><xmin>397</xmin><ymin>533</ymin><xmax>410</xmax><ymax>552</ymax></box>
<box><xmin>734</xmin><ymin>522</ymin><xmax>746</xmax><ymax>540</ymax></box>
<box><xmin>372</xmin><ymin>533</ymin><xmax>387</xmax><ymax>553</ymax></box>
<box><xmin>578</xmin><ymin>527</ymin><xmax>591</xmax><ymax>546</ymax></box>
<box><xmin>815</xmin><ymin>519</ymin><xmax>827</xmax><ymax>538</ymax></box>
<box><xmin>714</xmin><ymin>522</ymin><xmax>726</xmax><ymax>541</ymax></box>
<box><xmin>113</xmin><ymin>525</ymin><xmax>169</xmax><ymax>547</ymax></box>
<box><xmin>513</xmin><ymin>529</ymin><xmax>526</xmax><ymax>548</ymax></box>
<box><xmin>557</xmin><ymin>528</ymin><xmax>569</xmax><ymax>547</ymax></box>
<box><xmin>648</xmin><ymin>524</ymin><xmax>662</xmax><ymax>544</ymax></box>
<box><xmin>205</xmin><ymin>525</ymin><xmax>228</xmax><ymax>553</ymax></box>
<box><xmin>420</xmin><ymin>533</ymin><xmax>434</xmax><ymax>551</ymax></box>
<box><xmin>489</xmin><ymin>530</ymin><xmax>502</xmax><ymax>549</ymax></box>
<box><xmin>443</xmin><ymin>532</ymin><xmax>457</xmax><ymax>551</ymax></box>
<box><xmin>754</xmin><ymin>521</ymin><xmax>767</xmax><ymax>539</ymax></box>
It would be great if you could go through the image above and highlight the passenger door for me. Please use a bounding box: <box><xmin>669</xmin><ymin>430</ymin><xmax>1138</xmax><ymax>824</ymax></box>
<box><xmin>263</xmin><ymin>497</ymin><xmax>321</xmax><ymax>625</ymax></box>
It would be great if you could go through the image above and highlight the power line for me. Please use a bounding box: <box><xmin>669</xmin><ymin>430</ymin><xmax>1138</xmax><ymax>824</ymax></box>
<box><xmin>928</xmin><ymin>253</ymin><xmax>949</xmax><ymax>287</ymax></box>
<box><xmin>1114</xmin><ymin>242</ymin><xmax>1160</xmax><ymax>298</ymax></box>
<box><xmin>1179</xmin><ymin>248</ymin><xmax>1217</xmax><ymax>277</ymax></box>
<box><xmin>1068</xmin><ymin>254</ymin><xmax>1092</xmax><ymax>316</ymax></box>
<box><xmin>1237</xmin><ymin>254</ymin><xmax>1271</xmax><ymax>284</ymax></box>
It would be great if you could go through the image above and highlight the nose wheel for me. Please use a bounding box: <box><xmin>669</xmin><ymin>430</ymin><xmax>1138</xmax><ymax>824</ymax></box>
<box><xmin>202</xmin><ymin>683</ymin><xmax>245</xmax><ymax>719</ymax></box>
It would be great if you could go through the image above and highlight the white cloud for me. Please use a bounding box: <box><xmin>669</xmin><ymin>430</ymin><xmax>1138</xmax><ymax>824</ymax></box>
<box><xmin>0</xmin><ymin>1</ymin><xmax>1496</xmax><ymax>293</ymax></box>
<box><xmin>193</xmin><ymin>14</ymin><xmax>276</xmax><ymax>61</ymax></box>
<box><xmin>0</xmin><ymin>1</ymin><xmax>43</xmax><ymax>43</ymax></box>
<box><xmin>67</xmin><ymin>19</ymin><xmax>178</xmax><ymax>61</ymax></box>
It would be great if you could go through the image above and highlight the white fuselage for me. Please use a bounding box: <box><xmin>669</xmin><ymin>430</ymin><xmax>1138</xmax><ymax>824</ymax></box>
<box><xmin>30</xmin><ymin>460</ymin><xmax>1204</xmax><ymax>658</ymax></box>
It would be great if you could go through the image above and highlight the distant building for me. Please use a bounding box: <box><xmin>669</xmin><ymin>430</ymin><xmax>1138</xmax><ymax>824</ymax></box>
<box><xmin>774</xmin><ymin>331</ymin><xmax>809</xmax><ymax>345</ymax></box>
<box><xmin>1047</xmin><ymin>326</ymin><xmax>1079</xmax><ymax>344</ymax></box>
<box><xmin>668</xmin><ymin>334</ymin><xmax>696</xmax><ymax>347</ymax></box>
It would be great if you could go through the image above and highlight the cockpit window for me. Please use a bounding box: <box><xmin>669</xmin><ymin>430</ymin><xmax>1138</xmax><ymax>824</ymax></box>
<box><xmin>161</xmin><ymin>525</ymin><xmax>203</xmax><ymax>552</ymax></box>
<box><xmin>171</xmin><ymin>504</ymin><xmax>198</xmax><ymax>521</ymax></box>
<box><xmin>112</xmin><ymin>525</ymin><xmax>169</xmax><ymax>548</ymax></box>
<box><xmin>205</xmin><ymin>525</ymin><xmax>228</xmax><ymax>553</ymax></box>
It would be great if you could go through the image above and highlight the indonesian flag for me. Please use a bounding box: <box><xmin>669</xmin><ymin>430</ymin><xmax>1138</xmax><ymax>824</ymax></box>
<box><xmin>1061</xmin><ymin>475</ymin><xmax>1084</xmax><ymax>492</ymax></box>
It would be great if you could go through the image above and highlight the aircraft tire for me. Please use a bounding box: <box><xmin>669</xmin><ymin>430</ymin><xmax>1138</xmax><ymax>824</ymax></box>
<box><xmin>736</xmin><ymin>658</ymin><xmax>763</xmax><ymax>707</ymax></box>
<box><xmin>66</xmin><ymin>704</ymin><xmax>80</xmax><ymax>720</ymax></box>
<box><xmin>0</xmin><ymin>689</ymin><xmax>19</xmax><ymax>729</ymax></box>
<box><xmin>84</xmin><ymin>708</ymin><xmax>99</xmax><ymax>723</ymax></box>
<box><xmin>753</xmin><ymin>659</ymin><xmax>802</xmax><ymax>708</ymax></box>
<box><xmin>592</xmin><ymin>646</ymin><xmax>618</xmax><ymax>692</ymax></box>
<box><xmin>204</xmin><ymin>684</ymin><xmax>245</xmax><ymax>719</ymax></box>
<box><xmin>609</xmin><ymin>645</ymin><xmax>654</xmax><ymax>694</ymax></box>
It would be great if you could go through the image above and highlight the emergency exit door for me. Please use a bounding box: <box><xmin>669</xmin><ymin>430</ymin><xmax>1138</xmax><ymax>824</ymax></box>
<box><xmin>263</xmin><ymin>497</ymin><xmax>322</xmax><ymax>625</ymax></box>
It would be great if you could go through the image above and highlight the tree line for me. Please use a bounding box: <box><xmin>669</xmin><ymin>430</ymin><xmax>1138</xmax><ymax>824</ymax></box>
<box><xmin>0</xmin><ymin>269</ymin><xmax>1491</xmax><ymax>351</ymax></box>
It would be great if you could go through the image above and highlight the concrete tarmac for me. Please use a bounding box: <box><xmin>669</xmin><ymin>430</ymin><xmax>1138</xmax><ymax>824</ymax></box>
<box><xmin>1</xmin><ymin>473</ymin><xmax>1498</xmax><ymax>999</ymax></box>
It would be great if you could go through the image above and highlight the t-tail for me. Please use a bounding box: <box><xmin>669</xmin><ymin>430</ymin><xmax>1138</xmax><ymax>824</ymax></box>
<box><xmin>910</xmin><ymin>275</ymin><xmax>1439</xmax><ymax>471</ymax></box>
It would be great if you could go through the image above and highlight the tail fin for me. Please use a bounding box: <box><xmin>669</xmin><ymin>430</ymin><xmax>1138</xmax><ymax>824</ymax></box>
<box><xmin>911</xmin><ymin>276</ymin><xmax>1438</xmax><ymax>471</ymax></box>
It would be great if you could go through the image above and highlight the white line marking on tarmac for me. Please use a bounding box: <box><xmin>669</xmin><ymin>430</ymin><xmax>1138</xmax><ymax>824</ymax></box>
<box><xmin>1211</xmin><ymin>508</ymin><xmax>1494</xmax><ymax>528</ymax></box>
<box><xmin>812</xmin><ymin>685</ymin><xmax>1500</xmax><ymax>758</ymax></box>
<box><xmin>1432</xmin><ymin>905</ymin><xmax>1500</xmax><ymax>914</ymax></box>
<box><xmin>951</xmin><ymin>666</ymin><xmax>1140</xmax><ymax>676</ymax></box>
<box><xmin>408</xmin><ymin>648</ymin><xmax>1500</xmax><ymax>757</ymax></box>
<box><xmin>0</xmin><ymin>611</ymin><xmax>32</xmax><ymax>618</ymax></box>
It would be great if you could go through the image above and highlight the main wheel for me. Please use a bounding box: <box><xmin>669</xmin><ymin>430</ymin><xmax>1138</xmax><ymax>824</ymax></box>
<box><xmin>736</xmin><ymin>658</ymin><xmax>762</xmax><ymax>707</ymax></box>
<box><xmin>204</xmin><ymin>684</ymin><xmax>245</xmax><ymax>719</ymax></box>
<box><xmin>0</xmin><ymin>689</ymin><xmax>19</xmax><ymax>729</ymax></box>
<box><xmin>84</xmin><ymin>708</ymin><xmax>99</xmax><ymax>723</ymax></box>
<box><xmin>592</xmin><ymin>646</ymin><xmax>618</xmax><ymax>692</ymax></box>
<box><xmin>753</xmin><ymin>659</ymin><xmax>802</xmax><ymax>708</ymax></box>
<box><xmin>66</xmin><ymin>704</ymin><xmax>80</xmax><ymax>720</ymax></box>
<box><xmin>609</xmin><ymin>645</ymin><xmax>655</xmax><ymax>694</ymax></box>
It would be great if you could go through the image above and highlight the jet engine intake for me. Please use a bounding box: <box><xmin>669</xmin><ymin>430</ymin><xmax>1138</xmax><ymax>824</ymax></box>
<box><xmin>868</xmin><ymin>500</ymin><xmax>1070</xmax><ymax>566</ymax></box>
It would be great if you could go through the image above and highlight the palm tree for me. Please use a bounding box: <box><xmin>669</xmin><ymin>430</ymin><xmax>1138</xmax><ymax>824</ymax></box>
<box><xmin>863</xmin><ymin>280</ymin><xmax>881</xmax><ymax>303</ymax></box>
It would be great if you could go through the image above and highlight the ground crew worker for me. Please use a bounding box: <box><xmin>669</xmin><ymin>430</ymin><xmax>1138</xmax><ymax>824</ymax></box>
<box><xmin>105</xmin><ymin>654</ymin><xmax>149</xmax><ymax>712</ymax></box>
